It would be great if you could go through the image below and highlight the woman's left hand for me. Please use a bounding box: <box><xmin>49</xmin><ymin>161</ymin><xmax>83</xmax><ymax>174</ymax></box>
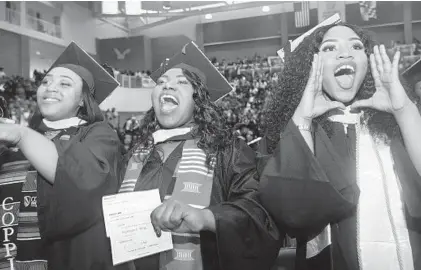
<box><xmin>150</xmin><ymin>199</ymin><xmax>212</xmax><ymax>237</ymax></box>
<box><xmin>0</xmin><ymin>118</ymin><xmax>22</xmax><ymax>145</ymax></box>
<box><xmin>351</xmin><ymin>45</ymin><xmax>411</xmax><ymax>115</ymax></box>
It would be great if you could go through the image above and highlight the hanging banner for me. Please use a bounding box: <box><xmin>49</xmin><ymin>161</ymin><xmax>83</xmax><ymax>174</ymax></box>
<box><xmin>318</xmin><ymin>1</ymin><xmax>346</xmax><ymax>23</ymax></box>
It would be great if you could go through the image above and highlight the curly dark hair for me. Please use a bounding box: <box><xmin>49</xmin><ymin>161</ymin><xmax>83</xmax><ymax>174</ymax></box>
<box><xmin>262</xmin><ymin>23</ymin><xmax>420</xmax><ymax>154</ymax></box>
<box><xmin>131</xmin><ymin>67</ymin><xmax>233</xmax><ymax>165</ymax></box>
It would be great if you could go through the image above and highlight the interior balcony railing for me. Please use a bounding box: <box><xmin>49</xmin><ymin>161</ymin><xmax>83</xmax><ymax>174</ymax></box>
<box><xmin>5</xmin><ymin>8</ymin><xmax>20</xmax><ymax>26</ymax></box>
<box><xmin>26</xmin><ymin>14</ymin><xmax>61</xmax><ymax>38</ymax></box>
<box><xmin>115</xmin><ymin>74</ymin><xmax>155</xmax><ymax>88</ymax></box>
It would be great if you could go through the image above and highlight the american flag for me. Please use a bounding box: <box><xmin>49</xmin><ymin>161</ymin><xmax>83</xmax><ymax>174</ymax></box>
<box><xmin>294</xmin><ymin>1</ymin><xmax>310</xmax><ymax>28</ymax></box>
<box><xmin>359</xmin><ymin>1</ymin><xmax>377</xmax><ymax>21</ymax></box>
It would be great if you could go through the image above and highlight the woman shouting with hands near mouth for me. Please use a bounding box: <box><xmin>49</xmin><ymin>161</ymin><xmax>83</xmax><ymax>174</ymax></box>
<box><xmin>258</xmin><ymin>22</ymin><xmax>421</xmax><ymax>270</ymax></box>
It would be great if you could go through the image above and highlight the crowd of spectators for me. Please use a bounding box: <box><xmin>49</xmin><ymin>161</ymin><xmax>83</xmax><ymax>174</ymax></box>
<box><xmin>113</xmin><ymin>69</ymin><xmax>151</xmax><ymax>77</ymax></box>
<box><xmin>214</xmin><ymin>55</ymin><xmax>281</xmax><ymax>146</ymax></box>
<box><xmin>0</xmin><ymin>73</ymin><xmax>39</xmax><ymax>126</ymax></box>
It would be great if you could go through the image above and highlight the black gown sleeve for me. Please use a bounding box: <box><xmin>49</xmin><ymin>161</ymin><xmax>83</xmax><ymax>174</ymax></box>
<box><xmin>205</xmin><ymin>138</ymin><xmax>282</xmax><ymax>270</ymax></box>
<box><xmin>391</xmin><ymin>138</ymin><xmax>421</xmax><ymax>224</ymax></box>
<box><xmin>258</xmin><ymin>120</ymin><xmax>359</xmax><ymax>239</ymax></box>
<box><xmin>38</xmin><ymin>121</ymin><xmax>123</xmax><ymax>240</ymax></box>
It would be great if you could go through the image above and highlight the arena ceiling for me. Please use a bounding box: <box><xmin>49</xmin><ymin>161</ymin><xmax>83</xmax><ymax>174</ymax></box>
<box><xmin>90</xmin><ymin>1</ymin><xmax>279</xmax><ymax>33</ymax></box>
<box><xmin>136</xmin><ymin>1</ymin><xmax>225</xmax><ymax>12</ymax></box>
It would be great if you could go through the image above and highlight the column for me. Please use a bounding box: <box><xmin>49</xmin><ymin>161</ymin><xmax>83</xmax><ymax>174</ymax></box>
<box><xmin>195</xmin><ymin>23</ymin><xmax>205</xmax><ymax>51</ymax></box>
<box><xmin>280</xmin><ymin>4</ymin><xmax>289</xmax><ymax>47</ymax></box>
<box><xmin>403</xmin><ymin>1</ymin><xmax>412</xmax><ymax>44</ymax></box>
<box><xmin>0</xmin><ymin>2</ymin><xmax>6</xmax><ymax>22</ymax></box>
<box><xmin>20</xmin><ymin>1</ymin><xmax>26</xmax><ymax>27</ymax></box>
<box><xmin>143</xmin><ymin>36</ymin><xmax>152</xmax><ymax>72</ymax></box>
<box><xmin>19</xmin><ymin>35</ymin><xmax>30</xmax><ymax>77</ymax></box>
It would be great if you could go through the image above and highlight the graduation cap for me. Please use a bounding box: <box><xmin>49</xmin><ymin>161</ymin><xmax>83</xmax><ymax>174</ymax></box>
<box><xmin>150</xmin><ymin>41</ymin><xmax>233</xmax><ymax>102</ymax></box>
<box><xmin>47</xmin><ymin>41</ymin><xmax>119</xmax><ymax>104</ymax></box>
<box><xmin>402</xmin><ymin>57</ymin><xmax>421</xmax><ymax>85</ymax></box>
<box><xmin>277</xmin><ymin>13</ymin><xmax>341</xmax><ymax>60</ymax></box>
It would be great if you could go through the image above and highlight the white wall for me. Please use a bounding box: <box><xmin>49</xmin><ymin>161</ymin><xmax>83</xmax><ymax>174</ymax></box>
<box><xmin>100</xmin><ymin>87</ymin><xmax>152</xmax><ymax>112</ymax></box>
<box><xmin>61</xmin><ymin>2</ymin><xmax>97</xmax><ymax>54</ymax></box>
<box><xmin>95</xmin><ymin>19</ymin><xmax>129</xmax><ymax>39</ymax></box>
<box><xmin>132</xmin><ymin>16</ymin><xmax>200</xmax><ymax>41</ymax></box>
<box><xmin>29</xmin><ymin>38</ymin><xmax>65</xmax><ymax>76</ymax></box>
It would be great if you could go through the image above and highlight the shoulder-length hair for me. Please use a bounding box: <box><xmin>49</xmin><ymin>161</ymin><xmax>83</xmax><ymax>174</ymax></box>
<box><xmin>130</xmin><ymin>68</ymin><xmax>232</xmax><ymax>165</ymax></box>
<box><xmin>262</xmin><ymin>22</ymin><xmax>419</xmax><ymax>154</ymax></box>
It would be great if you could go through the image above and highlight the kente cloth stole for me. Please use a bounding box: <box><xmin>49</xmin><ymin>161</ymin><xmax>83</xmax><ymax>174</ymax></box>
<box><xmin>9</xmin><ymin>129</ymin><xmax>64</xmax><ymax>270</ymax></box>
<box><xmin>118</xmin><ymin>139</ymin><xmax>215</xmax><ymax>270</ymax></box>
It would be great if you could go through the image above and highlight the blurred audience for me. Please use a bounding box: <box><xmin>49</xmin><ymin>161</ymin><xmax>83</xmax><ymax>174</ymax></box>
<box><xmin>0</xmin><ymin>67</ymin><xmax>6</xmax><ymax>78</ymax></box>
<box><xmin>1</xmin><ymin>75</ymin><xmax>37</xmax><ymax>125</ymax></box>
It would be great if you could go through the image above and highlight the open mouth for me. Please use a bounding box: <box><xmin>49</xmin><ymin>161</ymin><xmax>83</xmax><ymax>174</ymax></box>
<box><xmin>159</xmin><ymin>94</ymin><xmax>179</xmax><ymax>113</ymax></box>
<box><xmin>334</xmin><ymin>64</ymin><xmax>356</xmax><ymax>89</ymax></box>
<box><xmin>43</xmin><ymin>97</ymin><xmax>60</xmax><ymax>103</ymax></box>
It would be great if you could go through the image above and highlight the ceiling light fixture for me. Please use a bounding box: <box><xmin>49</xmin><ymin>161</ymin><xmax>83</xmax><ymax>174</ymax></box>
<box><xmin>205</xmin><ymin>14</ymin><xmax>212</xmax><ymax>20</ymax></box>
<box><xmin>163</xmin><ymin>1</ymin><xmax>171</xmax><ymax>10</ymax></box>
<box><xmin>125</xmin><ymin>1</ymin><xmax>142</xmax><ymax>15</ymax></box>
<box><xmin>262</xmin><ymin>6</ymin><xmax>270</xmax><ymax>12</ymax></box>
<box><xmin>102</xmin><ymin>1</ymin><xmax>119</xmax><ymax>14</ymax></box>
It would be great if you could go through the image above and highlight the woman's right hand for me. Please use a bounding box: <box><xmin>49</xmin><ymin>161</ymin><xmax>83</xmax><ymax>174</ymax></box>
<box><xmin>0</xmin><ymin>118</ymin><xmax>21</xmax><ymax>145</ymax></box>
<box><xmin>292</xmin><ymin>54</ymin><xmax>345</xmax><ymax>126</ymax></box>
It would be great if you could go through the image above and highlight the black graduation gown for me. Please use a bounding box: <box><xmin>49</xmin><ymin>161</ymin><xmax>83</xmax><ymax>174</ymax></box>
<box><xmin>117</xmin><ymin>134</ymin><xmax>282</xmax><ymax>270</ymax></box>
<box><xmin>36</xmin><ymin>121</ymin><xmax>124</xmax><ymax>270</ymax></box>
<box><xmin>258</xmin><ymin>120</ymin><xmax>421</xmax><ymax>270</ymax></box>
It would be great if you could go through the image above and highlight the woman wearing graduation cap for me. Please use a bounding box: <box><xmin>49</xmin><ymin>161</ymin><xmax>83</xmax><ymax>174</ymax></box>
<box><xmin>257</xmin><ymin>16</ymin><xmax>421</xmax><ymax>270</ymax></box>
<box><xmin>0</xmin><ymin>42</ymin><xmax>123</xmax><ymax>270</ymax></box>
<box><xmin>116</xmin><ymin>41</ymin><xmax>281</xmax><ymax>270</ymax></box>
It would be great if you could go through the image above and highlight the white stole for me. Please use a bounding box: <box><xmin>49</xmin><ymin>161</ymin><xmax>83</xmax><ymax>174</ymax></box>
<box><xmin>152</xmin><ymin>128</ymin><xmax>192</xmax><ymax>144</ymax></box>
<box><xmin>306</xmin><ymin>108</ymin><xmax>414</xmax><ymax>270</ymax></box>
<box><xmin>356</xmin><ymin>125</ymin><xmax>413</xmax><ymax>270</ymax></box>
<box><xmin>43</xmin><ymin>117</ymin><xmax>87</xmax><ymax>129</ymax></box>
